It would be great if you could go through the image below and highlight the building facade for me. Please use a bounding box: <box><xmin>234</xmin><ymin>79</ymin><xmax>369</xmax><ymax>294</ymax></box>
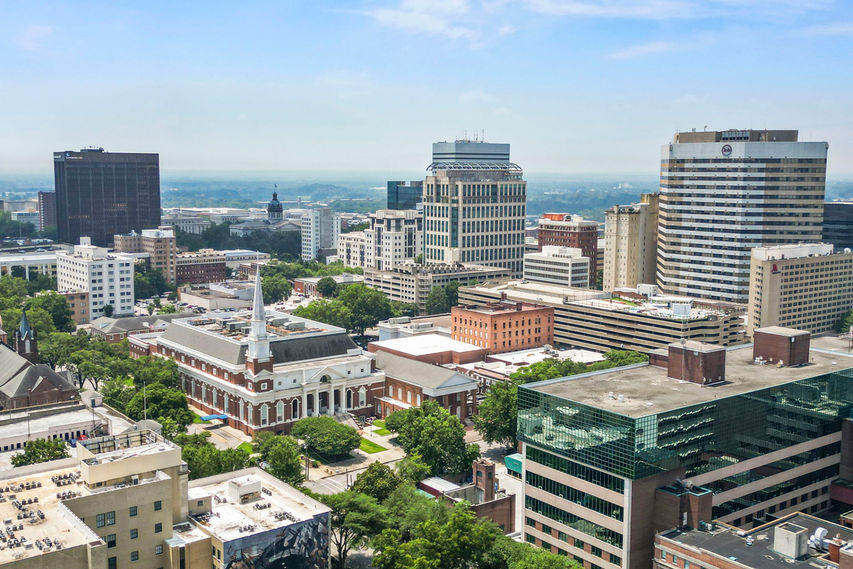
<box><xmin>748</xmin><ymin>243</ymin><xmax>853</xmax><ymax>336</ymax></box>
<box><xmin>537</xmin><ymin>214</ymin><xmax>599</xmax><ymax>285</ymax></box>
<box><xmin>519</xmin><ymin>329</ymin><xmax>853</xmax><ymax>569</ymax></box>
<box><xmin>387</xmin><ymin>180</ymin><xmax>423</xmax><ymax>210</ymax></box>
<box><xmin>656</xmin><ymin>130</ymin><xmax>828</xmax><ymax>303</ymax></box>
<box><xmin>451</xmin><ymin>301</ymin><xmax>554</xmax><ymax>354</ymax></box>
<box><xmin>56</xmin><ymin>238</ymin><xmax>136</xmax><ymax>319</ymax></box>
<box><xmin>301</xmin><ymin>207</ymin><xmax>340</xmax><ymax>261</ymax></box>
<box><xmin>37</xmin><ymin>191</ymin><xmax>57</xmax><ymax>231</ymax></box>
<box><xmin>524</xmin><ymin>246</ymin><xmax>591</xmax><ymax>288</ymax></box>
<box><xmin>603</xmin><ymin>194</ymin><xmax>659</xmax><ymax>292</ymax></box>
<box><xmin>57</xmin><ymin>290</ymin><xmax>90</xmax><ymax>324</ymax></box>
<box><xmin>114</xmin><ymin>226</ymin><xmax>178</xmax><ymax>284</ymax></box>
<box><xmin>423</xmin><ymin>140</ymin><xmax>526</xmax><ymax>278</ymax></box>
<box><xmin>175</xmin><ymin>249</ymin><xmax>227</xmax><ymax>284</ymax></box>
<box><xmin>823</xmin><ymin>201</ymin><xmax>853</xmax><ymax>251</ymax></box>
<box><xmin>364</xmin><ymin>209</ymin><xmax>423</xmax><ymax>270</ymax></box>
<box><xmin>53</xmin><ymin>148</ymin><xmax>161</xmax><ymax>247</ymax></box>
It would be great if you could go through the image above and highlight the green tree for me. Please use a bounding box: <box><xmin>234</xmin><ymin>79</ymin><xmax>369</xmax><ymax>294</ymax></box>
<box><xmin>39</xmin><ymin>332</ymin><xmax>90</xmax><ymax>370</ymax></box>
<box><xmin>252</xmin><ymin>430</ymin><xmax>279</xmax><ymax>459</ymax></box>
<box><xmin>0</xmin><ymin>274</ymin><xmax>28</xmax><ymax>307</ymax></box>
<box><xmin>265</xmin><ymin>435</ymin><xmax>304</xmax><ymax>484</ymax></box>
<box><xmin>102</xmin><ymin>304</ymin><xmax>114</xmax><ymax>317</ymax></box>
<box><xmin>262</xmin><ymin>273</ymin><xmax>292</xmax><ymax>304</ymax></box>
<box><xmin>157</xmin><ymin>303</ymin><xmax>178</xmax><ymax>314</ymax></box>
<box><xmin>322</xmin><ymin>490</ymin><xmax>387</xmax><ymax>569</ymax></box>
<box><xmin>316</xmin><ymin>276</ymin><xmax>338</xmax><ymax>297</ymax></box>
<box><xmin>385</xmin><ymin>401</ymin><xmax>480</xmax><ymax>476</ymax></box>
<box><xmin>395</xmin><ymin>453</ymin><xmax>431</xmax><ymax>483</ymax></box>
<box><xmin>382</xmin><ymin>484</ymin><xmax>449</xmax><ymax>541</ymax></box>
<box><xmin>1</xmin><ymin>307</ymin><xmax>56</xmax><ymax>336</ymax></box>
<box><xmin>172</xmin><ymin>432</ymin><xmax>251</xmax><ymax>479</ymax></box>
<box><xmin>444</xmin><ymin>281</ymin><xmax>461</xmax><ymax>307</ymax></box>
<box><xmin>337</xmin><ymin>283</ymin><xmax>394</xmax><ymax>336</ymax></box>
<box><xmin>25</xmin><ymin>273</ymin><xmax>57</xmax><ymax>296</ymax></box>
<box><xmin>131</xmin><ymin>356</ymin><xmax>182</xmax><ymax>390</ymax></box>
<box><xmin>27</xmin><ymin>291</ymin><xmax>75</xmax><ymax>332</ymax></box>
<box><xmin>293</xmin><ymin>299</ymin><xmax>352</xmax><ymax>330</ymax></box>
<box><xmin>291</xmin><ymin>416</ymin><xmax>360</xmax><ymax>460</ymax></box>
<box><xmin>11</xmin><ymin>438</ymin><xmax>69</xmax><ymax>467</ymax></box>
<box><xmin>472</xmin><ymin>380</ymin><xmax>518</xmax><ymax>448</ymax></box>
<box><xmin>834</xmin><ymin>309</ymin><xmax>853</xmax><ymax>333</ymax></box>
<box><xmin>351</xmin><ymin>461</ymin><xmax>403</xmax><ymax>502</ymax></box>
<box><xmin>425</xmin><ymin>286</ymin><xmax>450</xmax><ymax>315</ymax></box>
<box><xmin>125</xmin><ymin>383</ymin><xmax>194</xmax><ymax>429</ymax></box>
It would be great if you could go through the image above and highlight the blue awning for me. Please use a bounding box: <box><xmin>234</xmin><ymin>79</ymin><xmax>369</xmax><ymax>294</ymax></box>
<box><xmin>200</xmin><ymin>414</ymin><xmax>228</xmax><ymax>421</ymax></box>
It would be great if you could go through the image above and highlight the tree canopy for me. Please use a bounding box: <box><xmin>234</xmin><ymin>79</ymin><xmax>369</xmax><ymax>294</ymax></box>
<box><xmin>322</xmin><ymin>490</ymin><xmax>387</xmax><ymax>569</ymax></box>
<box><xmin>425</xmin><ymin>285</ymin><xmax>450</xmax><ymax>315</ymax></box>
<box><xmin>316</xmin><ymin>276</ymin><xmax>338</xmax><ymax>297</ymax></box>
<box><xmin>172</xmin><ymin>432</ymin><xmax>253</xmax><ymax>480</ymax></box>
<box><xmin>291</xmin><ymin>416</ymin><xmax>361</xmax><ymax>460</ymax></box>
<box><xmin>27</xmin><ymin>291</ymin><xmax>75</xmax><ymax>332</ymax></box>
<box><xmin>385</xmin><ymin>400</ymin><xmax>480</xmax><ymax>475</ymax></box>
<box><xmin>252</xmin><ymin>431</ymin><xmax>304</xmax><ymax>485</ymax></box>
<box><xmin>351</xmin><ymin>461</ymin><xmax>404</xmax><ymax>502</ymax></box>
<box><xmin>11</xmin><ymin>438</ymin><xmax>69</xmax><ymax>467</ymax></box>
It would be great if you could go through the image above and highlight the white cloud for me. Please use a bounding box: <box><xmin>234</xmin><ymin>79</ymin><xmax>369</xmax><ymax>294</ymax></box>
<box><xmin>498</xmin><ymin>24</ymin><xmax>516</xmax><ymax>36</ymax></box>
<box><xmin>366</xmin><ymin>0</ymin><xmax>480</xmax><ymax>42</ymax></box>
<box><xmin>458</xmin><ymin>90</ymin><xmax>496</xmax><ymax>104</ymax></box>
<box><xmin>523</xmin><ymin>0</ymin><xmax>699</xmax><ymax>19</ymax></box>
<box><xmin>802</xmin><ymin>21</ymin><xmax>853</xmax><ymax>36</ymax></box>
<box><xmin>607</xmin><ymin>40</ymin><xmax>675</xmax><ymax>59</ymax></box>
<box><xmin>14</xmin><ymin>25</ymin><xmax>54</xmax><ymax>52</ymax></box>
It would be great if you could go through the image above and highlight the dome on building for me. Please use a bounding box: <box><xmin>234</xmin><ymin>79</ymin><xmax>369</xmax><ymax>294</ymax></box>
<box><xmin>267</xmin><ymin>191</ymin><xmax>283</xmax><ymax>219</ymax></box>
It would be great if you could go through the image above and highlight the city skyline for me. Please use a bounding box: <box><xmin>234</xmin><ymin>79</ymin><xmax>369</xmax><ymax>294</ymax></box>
<box><xmin>1</xmin><ymin>1</ymin><xmax>852</xmax><ymax>175</ymax></box>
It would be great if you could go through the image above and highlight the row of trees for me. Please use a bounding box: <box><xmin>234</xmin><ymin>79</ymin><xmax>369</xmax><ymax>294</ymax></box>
<box><xmin>473</xmin><ymin>350</ymin><xmax>648</xmax><ymax>448</ymax></box>
<box><xmin>0</xmin><ymin>274</ymin><xmax>76</xmax><ymax>333</ymax></box>
<box><xmin>175</xmin><ymin>223</ymin><xmax>302</xmax><ymax>260</ymax></box>
<box><xmin>293</xmin><ymin>283</ymin><xmax>413</xmax><ymax>336</ymax></box>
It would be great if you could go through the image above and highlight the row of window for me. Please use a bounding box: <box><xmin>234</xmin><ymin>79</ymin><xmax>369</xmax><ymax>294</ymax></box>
<box><xmin>95</xmin><ymin>502</ymin><xmax>161</xmax><ymax>527</ymax></box>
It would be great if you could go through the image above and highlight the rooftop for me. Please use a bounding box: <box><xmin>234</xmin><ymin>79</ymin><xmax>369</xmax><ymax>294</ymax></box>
<box><xmin>752</xmin><ymin>243</ymin><xmax>838</xmax><ymax>261</ymax></box>
<box><xmin>660</xmin><ymin>512</ymin><xmax>853</xmax><ymax>569</ymax></box>
<box><xmin>455</xmin><ymin>300</ymin><xmax>552</xmax><ymax>315</ymax></box>
<box><xmin>188</xmin><ymin>469</ymin><xmax>329</xmax><ymax>542</ymax></box>
<box><xmin>370</xmin><ymin>333</ymin><xmax>483</xmax><ymax>357</ymax></box>
<box><xmin>529</xmin><ymin>343</ymin><xmax>853</xmax><ymax>417</ymax></box>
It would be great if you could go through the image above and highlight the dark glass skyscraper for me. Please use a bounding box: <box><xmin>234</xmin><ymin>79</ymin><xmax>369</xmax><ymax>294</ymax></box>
<box><xmin>386</xmin><ymin>180</ymin><xmax>423</xmax><ymax>210</ymax></box>
<box><xmin>53</xmin><ymin>148</ymin><xmax>161</xmax><ymax>246</ymax></box>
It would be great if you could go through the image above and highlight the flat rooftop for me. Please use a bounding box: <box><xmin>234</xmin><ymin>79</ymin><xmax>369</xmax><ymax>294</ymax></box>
<box><xmin>370</xmin><ymin>334</ymin><xmax>482</xmax><ymax>356</ymax></box>
<box><xmin>176</xmin><ymin>309</ymin><xmax>344</xmax><ymax>343</ymax></box>
<box><xmin>457</xmin><ymin>301</ymin><xmax>552</xmax><ymax>315</ymax></box>
<box><xmin>189</xmin><ymin>470</ymin><xmax>329</xmax><ymax>542</ymax></box>
<box><xmin>462</xmin><ymin>280</ymin><xmax>605</xmax><ymax>304</ymax></box>
<box><xmin>530</xmin><ymin>343</ymin><xmax>853</xmax><ymax>417</ymax></box>
<box><xmin>661</xmin><ymin>513</ymin><xmax>853</xmax><ymax>569</ymax></box>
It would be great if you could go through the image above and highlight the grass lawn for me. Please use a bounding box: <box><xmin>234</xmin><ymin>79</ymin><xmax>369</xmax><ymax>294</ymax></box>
<box><xmin>360</xmin><ymin>438</ymin><xmax>387</xmax><ymax>454</ymax></box>
<box><xmin>373</xmin><ymin>427</ymin><xmax>391</xmax><ymax>436</ymax></box>
<box><xmin>237</xmin><ymin>442</ymin><xmax>253</xmax><ymax>454</ymax></box>
<box><xmin>373</xmin><ymin>419</ymin><xmax>386</xmax><ymax>428</ymax></box>
<box><xmin>192</xmin><ymin>415</ymin><xmax>211</xmax><ymax>424</ymax></box>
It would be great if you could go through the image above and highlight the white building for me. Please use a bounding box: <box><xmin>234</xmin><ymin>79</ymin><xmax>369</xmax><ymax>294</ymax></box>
<box><xmin>336</xmin><ymin>231</ymin><xmax>367</xmax><ymax>268</ymax></box>
<box><xmin>301</xmin><ymin>207</ymin><xmax>340</xmax><ymax>261</ymax></box>
<box><xmin>56</xmin><ymin>237</ymin><xmax>135</xmax><ymax>319</ymax></box>
<box><xmin>336</xmin><ymin>209</ymin><xmax>423</xmax><ymax>271</ymax></box>
<box><xmin>523</xmin><ymin>246</ymin><xmax>590</xmax><ymax>288</ymax></box>
<box><xmin>657</xmin><ymin>129</ymin><xmax>828</xmax><ymax>303</ymax></box>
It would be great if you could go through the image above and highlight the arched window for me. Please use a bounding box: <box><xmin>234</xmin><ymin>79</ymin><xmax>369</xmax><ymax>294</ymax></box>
<box><xmin>276</xmin><ymin>401</ymin><xmax>284</xmax><ymax>423</ymax></box>
<box><xmin>201</xmin><ymin>385</ymin><xmax>206</xmax><ymax>402</ymax></box>
<box><xmin>358</xmin><ymin>387</ymin><xmax>366</xmax><ymax>408</ymax></box>
<box><xmin>260</xmin><ymin>405</ymin><xmax>268</xmax><ymax>426</ymax></box>
<box><xmin>346</xmin><ymin>390</ymin><xmax>353</xmax><ymax>409</ymax></box>
<box><xmin>291</xmin><ymin>399</ymin><xmax>299</xmax><ymax>419</ymax></box>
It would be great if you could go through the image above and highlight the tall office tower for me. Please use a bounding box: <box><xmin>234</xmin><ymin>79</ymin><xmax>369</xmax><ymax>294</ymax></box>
<box><xmin>53</xmin><ymin>148</ymin><xmax>161</xmax><ymax>247</ymax></box>
<box><xmin>656</xmin><ymin>130</ymin><xmax>827</xmax><ymax>303</ymax></box>
<box><xmin>823</xmin><ymin>201</ymin><xmax>853</xmax><ymax>251</ymax></box>
<box><xmin>537</xmin><ymin>214</ymin><xmax>599</xmax><ymax>284</ymax></box>
<box><xmin>37</xmin><ymin>191</ymin><xmax>57</xmax><ymax>230</ymax></box>
<box><xmin>387</xmin><ymin>180</ymin><xmax>424</xmax><ymax>210</ymax></box>
<box><xmin>114</xmin><ymin>226</ymin><xmax>178</xmax><ymax>284</ymax></box>
<box><xmin>423</xmin><ymin>140</ymin><xmax>526</xmax><ymax>277</ymax></box>
<box><xmin>603</xmin><ymin>193</ymin><xmax>659</xmax><ymax>291</ymax></box>
<box><xmin>301</xmin><ymin>207</ymin><xmax>340</xmax><ymax>261</ymax></box>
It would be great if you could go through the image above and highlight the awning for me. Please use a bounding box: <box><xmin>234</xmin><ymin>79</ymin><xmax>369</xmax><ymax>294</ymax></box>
<box><xmin>505</xmin><ymin>453</ymin><xmax>523</xmax><ymax>474</ymax></box>
<box><xmin>200</xmin><ymin>414</ymin><xmax>228</xmax><ymax>421</ymax></box>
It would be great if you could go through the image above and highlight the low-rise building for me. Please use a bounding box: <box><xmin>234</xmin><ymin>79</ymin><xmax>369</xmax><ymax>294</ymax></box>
<box><xmin>0</xmin><ymin>251</ymin><xmax>57</xmax><ymax>278</ymax></box>
<box><xmin>537</xmin><ymin>213</ymin><xmax>599</xmax><ymax>284</ymax></box>
<box><xmin>160</xmin><ymin>212</ymin><xmax>212</xmax><ymax>234</ymax></box>
<box><xmin>368</xmin><ymin>333</ymin><xmax>488</xmax><ymax>365</ymax></box>
<box><xmin>88</xmin><ymin>313</ymin><xmax>190</xmax><ymax>343</ymax></box>
<box><xmin>364</xmin><ymin>262</ymin><xmax>511</xmax><ymax>313</ymax></box>
<box><xmin>113</xmin><ymin>226</ymin><xmax>178</xmax><ymax>284</ymax></box>
<box><xmin>459</xmin><ymin>281</ymin><xmax>745</xmax><ymax>353</ymax></box>
<box><xmin>457</xmin><ymin>345</ymin><xmax>604</xmax><ymax>386</ymax></box>
<box><xmin>175</xmin><ymin>249</ymin><xmax>227</xmax><ymax>284</ymax></box>
<box><xmin>292</xmin><ymin>273</ymin><xmax>364</xmax><ymax>297</ymax></box>
<box><xmin>221</xmin><ymin>249</ymin><xmax>271</xmax><ymax>270</ymax></box>
<box><xmin>58</xmin><ymin>290</ymin><xmax>90</xmax><ymax>324</ymax></box>
<box><xmin>451</xmin><ymin>300</ymin><xmax>554</xmax><ymax>354</ymax></box>
<box><xmin>748</xmin><ymin>243</ymin><xmax>853</xmax><ymax>337</ymax></box>
<box><xmin>374</xmin><ymin>351</ymin><xmax>479</xmax><ymax>421</ymax></box>
<box><xmin>56</xmin><ymin>238</ymin><xmax>135</xmax><ymax>319</ymax></box>
<box><xmin>178</xmin><ymin>281</ymin><xmax>255</xmax><ymax>311</ymax></box>
<box><xmin>524</xmin><ymin>246</ymin><xmax>590</xmax><ymax>288</ymax></box>
<box><xmin>377</xmin><ymin>314</ymin><xmax>452</xmax><ymax>341</ymax></box>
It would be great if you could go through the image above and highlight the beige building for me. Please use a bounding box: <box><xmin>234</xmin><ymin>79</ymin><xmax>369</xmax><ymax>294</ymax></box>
<box><xmin>523</xmin><ymin>246</ymin><xmax>590</xmax><ymax>288</ymax></box>
<box><xmin>657</xmin><ymin>129</ymin><xmax>828</xmax><ymax>303</ymax></box>
<box><xmin>114</xmin><ymin>226</ymin><xmax>178</xmax><ymax>284</ymax></box>
<box><xmin>603</xmin><ymin>193</ymin><xmax>658</xmax><ymax>292</ymax></box>
<box><xmin>459</xmin><ymin>280</ymin><xmax>744</xmax><ymax>353</ymax></box>
<box><xmin>748</xmin><ymin>243</ymin><xmax>853</xmax><ymax>337</ymax></box>
<box><xmin>364</xmin><ymin>262</ymin><xmax>510</xmax><ymax>313</ymax></box>
<box><xmin>0</xmin><ymin>430</ymin><xmax>331</xmax><ymax>569</ymax></box>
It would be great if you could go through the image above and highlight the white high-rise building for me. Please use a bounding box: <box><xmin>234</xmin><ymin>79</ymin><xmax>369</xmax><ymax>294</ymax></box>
<box><xmin>656</xmin><ymin>129</ymin><xmax>827</xmax><ymax>303</ymax></box>
<box><xmin>56</xmin><ymin>237</ymin><xmax>136</xmax><ymax>318</ymax></box>
<box><xmin>301</xmin><ymin>207</ymin><xmax>340</xmax><ymax>261</ymax></box>
<box><xmin>336</xmin><ymin>209</ymin><xmax>423</xmax><ymax>270</ymax></box>
<box><xmin>423</xmin><ymin>140</ymin><xmax>526</xmax><ymax>277</ymax></box>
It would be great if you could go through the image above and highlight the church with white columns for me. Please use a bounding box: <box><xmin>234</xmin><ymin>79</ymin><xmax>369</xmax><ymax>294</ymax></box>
<box><xmin>142</xmin><ymin>271</ymin><xmax>385</xmax><ymax>435</ymax></box>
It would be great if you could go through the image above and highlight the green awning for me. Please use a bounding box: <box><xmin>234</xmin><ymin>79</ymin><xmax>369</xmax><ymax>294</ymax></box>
<box><xmin>505</xmin><ymin>453</ymin><xmax>523</xmax><ymax>474</ymax></box>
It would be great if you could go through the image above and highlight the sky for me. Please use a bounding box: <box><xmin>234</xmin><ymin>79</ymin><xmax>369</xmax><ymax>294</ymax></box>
<box><xmin>1</xmin><ymin>0</ymin><xmax>852</xmax><ymax>177</ymax></box>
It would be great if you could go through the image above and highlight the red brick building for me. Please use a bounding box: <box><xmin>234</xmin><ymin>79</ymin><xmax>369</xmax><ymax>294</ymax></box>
<box><xmin>175</xmin><ymin>249</ymin><xmax>226</xmax><ymax>284</ymax></box>
<box><xmin>451</xmin><ymin>301</ymin><xmax>554</xmax><ymax>354</ymax></box>
<box><xmin>537</xmin><ymin>213</ymin><xmax>599</xmax><ymax>284</ymax></box>
<box><xmin>374</xmin><ymin>351</ymin><xmax>479</xmax><ymax>421</ymax></box>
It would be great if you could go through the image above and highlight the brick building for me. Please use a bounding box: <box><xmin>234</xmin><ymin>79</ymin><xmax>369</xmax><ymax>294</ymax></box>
<box><xmin>451</xmin><ymin>300</ymin><xmax>554</xmax><ymax>354</ymax></box>
<box><xmin>175</xmin><ymin>249</ymin><xmax>227</xmax><ymax>284</ymax></box>
<box><xmin>374</xmin><ymin>351</ymin><xmax>479</xmax><ymax>421</ymax></box>
<box><xmin>537</xmin><ymin>213</ymin><xmax>599</xmax><ymax>284</ymax></box>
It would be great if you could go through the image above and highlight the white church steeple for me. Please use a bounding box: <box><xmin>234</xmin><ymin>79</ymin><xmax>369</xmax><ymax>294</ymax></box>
<box><xmin>247</xmin><ymin>267</ymin><xmax>271</xmax><ymax>367</ymax></box>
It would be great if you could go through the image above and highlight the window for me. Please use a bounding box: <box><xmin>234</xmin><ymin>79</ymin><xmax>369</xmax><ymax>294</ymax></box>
<box><xmin>106</xmin><ymin>534</ymin><xmax>116</xmax><ymax>548</ymax></box>
<box><xmin>155</xmin><ymin>544</ymin><xmax>163</xmax><ymax>555</ymax></box>
<box><xmin>661</xmin><ymin>551</ymin><xmax>667</xmax><ymax>561</ymax></box>
<box><xmin>108</xmin><ymin>557</ymin><xmax>117</xmax><ymax>569</ymax></box>
<box><xmin>106</xmin><ymin>511</ymin><xmax>115</xmax><ymax>525</ymax></box>
<box><xmin>154</xmin><ymin>500</ymin><xmax>162</xmax><ymax>511</ymax></box>
<box><xmin>96</xmin><ymin>513</ymin><xmax>106</xmax><ymax>527</ymax></box>
<box><xmin>130</xmin><ymin>529</ymin><xmax>138</xmax><ymax>539</ymax></box>
<box><xmin>526</xmin><ymin>534</ymin><xmax>536</xmax><ymax>544</ymax></box>
<box><xmin>131</xmin><ymin>551</ymin><xmax>139</xmax><ymax>562</ymax></box>
<box><xmin>129</xmin><ymin>506</ymin><xmax>137</xmax><ymax>517</ymax></box>
<box><xmin>155</xmin><ymin>522</ymin><xmax>163</xmax><ymax>533</ymax></box>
